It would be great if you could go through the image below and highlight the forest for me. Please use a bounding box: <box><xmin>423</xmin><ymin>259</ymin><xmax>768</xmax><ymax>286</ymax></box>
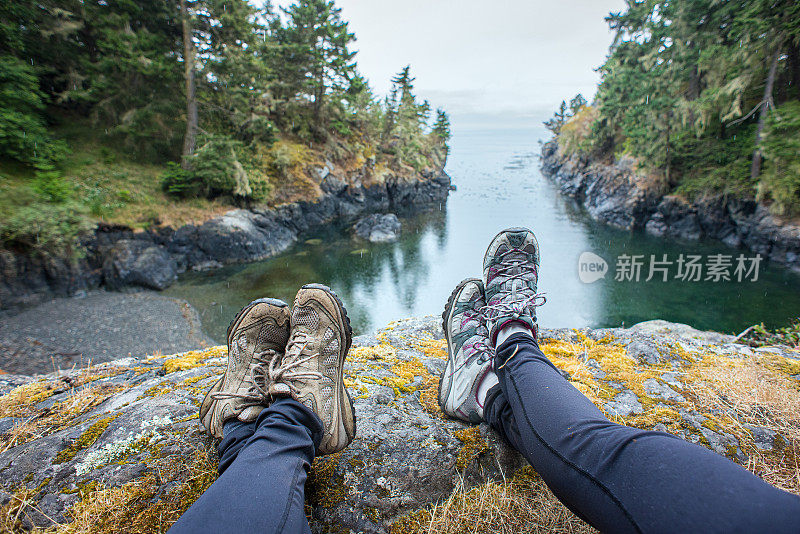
<box><xmin>547</xmin><ymin>0</ymin><xmax>800</xmax><ymax>216</ymax></box>
<box><xmin>0</xmin><ymin>0</ymin><xmax>450</xmax><ymax>253</ymax></box>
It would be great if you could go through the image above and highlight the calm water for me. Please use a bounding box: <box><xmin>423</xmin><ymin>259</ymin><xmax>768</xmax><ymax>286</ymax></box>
<box><xmin>165</xmin><ymin>126</ymin><xmax>800</xmax><ymax>342</ymax></box>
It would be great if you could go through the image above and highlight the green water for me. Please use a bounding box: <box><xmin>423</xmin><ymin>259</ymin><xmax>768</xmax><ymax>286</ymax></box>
<box><xmin>165</xmin><ymin>127</ymin><xmax>800</xmax><ymax>342</ymax></box>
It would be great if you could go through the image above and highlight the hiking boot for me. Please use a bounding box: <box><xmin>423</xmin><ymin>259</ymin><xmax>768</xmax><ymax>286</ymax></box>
<box><xmin>200</xmin><ymin>298</ymin><xmax>290</xmax><ymax>439</ymax></box>
<box><xmin>439</xmin><ymin>278</ymin><xmax>496</xmax><ymax>423</ymax></box>
<box><xmin>482</xmin><ymin>227</ymin><xmax>545</xmax><ymax>344</ymax></box>
<box><xmin>268</xmin><ymin>283</ymin><xmax>355</xmax><ymax>456</ymax></box>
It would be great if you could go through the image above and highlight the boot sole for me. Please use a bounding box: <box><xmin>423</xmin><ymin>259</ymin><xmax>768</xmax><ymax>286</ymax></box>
<box><xmin>438</xmin><ymin>277</ymin><xmax>482</xmax><ymax>414</ymax></box>
<box><xmin>483</xmin><ymin>226</ymin><xmax>541</xmax><ymax>274</ymax></box>
<box><xmin>300</xmin><ymin>283</ymin><xmax>356</xmax><ymax>453</ymax></box>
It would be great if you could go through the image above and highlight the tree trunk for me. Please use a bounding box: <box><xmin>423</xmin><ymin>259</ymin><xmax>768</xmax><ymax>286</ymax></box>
<box><xmin>751</xmin><ymin>42</ymin><xmax>782</xmax><ymax>181</ymax></box>
<box><xmin>665</xmin><ymin>111</ymin><xmax>671</xmax><ymax>188</ymax></box>
<box><xmin>180</xmin><ymin>0</ymin><xmax>198</xmax><ymax>169</ymax></box>
<box><xmin>688</xmin><ymin>63</ymin><xmax>701</xmax><ymax>101</ymax></box>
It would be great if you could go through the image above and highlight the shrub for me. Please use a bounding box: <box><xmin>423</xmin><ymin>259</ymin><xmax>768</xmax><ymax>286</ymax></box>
<box><xmin>162</xmin><ymin>136</ymin><xmax>269</xmax><ymax>202</ymax></box>
<box><xmin>559</xmin><ymin>106</ymin><xmax>599</xmax><ymax>156</ymax></box>
<box><xmin>0</xmin><ymin>203</ymin><xmax>90</xmax><ymax>254</ymax></box>
<box><xmin>32</xmin><ymin>169</ymin><xmax>72</xmax><ymax>203</ymax></box>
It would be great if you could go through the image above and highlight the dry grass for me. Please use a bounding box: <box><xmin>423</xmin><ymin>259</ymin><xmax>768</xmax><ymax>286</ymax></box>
<box><xmin>0</xmin><ymin>483</ymin><xmax>58</xmax><ymax>532</ymax></box>
<box><xmin>0</xmin><ymin>381</ymin><xmax>126</xmax><ymax>453</ymax></box>
<box><xmin>686</xmin><ymin>352</ymin><xmax>800</xmax><ymax>494</ymax></box>
<box><xmin>0</xmin><ymin>443</ymin><xmax>218</xmax><ymax>534</ymax></box>
<box><xmin>44</xmin><ymin>446</ymin><xmax>218</xmax><ymax>534</ymax></box>
<box><xmin>392</xmin><ymin>469</ymin><xmax>595</xmax><ymax>534</ymax></box>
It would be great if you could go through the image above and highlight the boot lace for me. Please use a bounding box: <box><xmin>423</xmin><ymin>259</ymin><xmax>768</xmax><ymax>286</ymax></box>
<box><xmin>209</xmin><ymin>348</ymin><xmax>280</xmax><ymax>402</ymax></box>
<box><xmin>268</xmin><ymin>331</ymin><xmax>323</xmax><ymax>397</ymax></box>
<box><xmin>460</xmin><ymin>304</ymin><xmax>494</xmax><ymax>365</ymax></box>
<box><xmin>482</xmin><ymin>248</ymin><xmax>546</xmax><ymax>322</ymax></box>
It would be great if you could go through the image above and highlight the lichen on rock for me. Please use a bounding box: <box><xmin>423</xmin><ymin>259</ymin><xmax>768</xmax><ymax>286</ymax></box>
<box><xmin>0</xmin><ymin>317</ymin><xmax>797</xmax><ymax>533</ymax></box>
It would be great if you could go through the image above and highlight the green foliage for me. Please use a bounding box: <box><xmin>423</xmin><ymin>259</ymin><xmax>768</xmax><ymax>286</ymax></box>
<box><xmin>432</xmin><ymin>109</ymin><xmax>451</xmax><ymax>143</ymax></box>
<box><xmin>758</xmin><ymin>102</ymin><xmax>800</xmax><ymax>215</ymax></box>
<box><xmin>0</xmin><ymin>202</ymin><xmax>89</xmax><ymax>255</ymax></box>
<box><xmin>0</xmin><ymin>0</ymin><xmax>449</xmax><ymax>252</ymax></box>
<box><xmin>0</xmin><ymin>56</ymin><xmax>66</xmax><ymax>166</ymax></box>
<box><xmin>544</xmin><ymin>101</ymin><xmax>570</xmax><ymax>134</ymax></box>
<box><xmin>740</xmin><ymin>318</ymin><xmax>800</xmax><ymax>348</ymax></box>
<box><xmin>569</xmin><ymin>94</ymin><xmax>587</xmax><ymax>115</ymax></box>
<box><xmin>32</xmin><ymin>170</ymin><xmax>72</xmax><ymax>203</ymax></box>
<box><xmin>672</xmin><ymin>125</ymin><xmax>757</xmax><ymax>199</ymax></box>
<box><xmin>551</xmin><ymin>0</ymin><xmax>800</xmax><ymax>212</ymax></box>
<box><xmin>162</xmin><ymin>136</ymin><xmax>269</xmax><ymax>202</ymax></box>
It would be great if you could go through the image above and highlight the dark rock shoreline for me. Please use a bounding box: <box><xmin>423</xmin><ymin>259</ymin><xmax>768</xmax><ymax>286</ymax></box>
<box><xmin>540</xmin><ymin>140</ymin><xmax>800</xmax><ymax>270</ymax></box>
<box><xmin>0</xmin><ymin>170</ymin><xmax>451</xmax><ymax>311</ymax></box>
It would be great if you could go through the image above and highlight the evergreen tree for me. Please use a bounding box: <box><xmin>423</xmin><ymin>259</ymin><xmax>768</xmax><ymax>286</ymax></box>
<box><xmin>544</xmin><ymin>101</ymin><xmax>569</xmax><ymax>134</ymax></box>
<box><xmin>432</xmin><ymin>108</ymin><xmax>451</xmax><ymax>142</ymax></box>
<box><xmin>276</xmin><ymin>0</ymin><xmax>356</xmax><ymax>131</ymax></box>
<box><xmin>569</xmin><ymin>94</ymin><xmax>587</xmax><ymax>114</ymax></box>
<box><xmin>553</xmin><ymin>0</ymin><xmax>800</xmax><ymax>214</ymax></box>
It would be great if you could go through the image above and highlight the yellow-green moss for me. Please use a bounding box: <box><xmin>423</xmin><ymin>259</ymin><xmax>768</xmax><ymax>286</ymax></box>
<box><xmin>453</xmin><ymin>427</ymin><xmax>489</xmax><ymax>470</ymax></box>
<box><xmin>161</xmin><ymin>346</ymin><xmax>226</xmax><ymax>374</ymax></box>
<box><xmin>306</xmin><ymin>452</ymin><xmax>346</xmax><ymax>509</ymax></box>
<box><xmin>54</xmin><ymin>413</ymin><xmax>120</xmax><ymax>464</ymax></box>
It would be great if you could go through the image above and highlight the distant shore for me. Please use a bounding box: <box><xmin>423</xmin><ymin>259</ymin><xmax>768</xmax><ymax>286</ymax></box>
<box><xmin>0</xmin><ymin>290</ymin><xmax>214</xmax><ymax>375</ymax></box>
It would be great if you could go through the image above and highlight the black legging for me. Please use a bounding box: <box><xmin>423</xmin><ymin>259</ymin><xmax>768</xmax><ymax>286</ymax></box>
<box><xmin>484</xmin><ymin>332</ymin><xmax>800</xmax><ymax>534</ymax></box>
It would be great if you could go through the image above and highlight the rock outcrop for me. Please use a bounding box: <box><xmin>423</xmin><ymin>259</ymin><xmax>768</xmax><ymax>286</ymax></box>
<box><xmin>353</xmin><ymin>214</ymin><xmax>402</xmax><ymax>243</ymax></box>
<box><xmin>540</xmin><ymin>140</ymin><xmax>800</xmax><ymax>271</ymax></box>
<box><xmin>1</xmin><ymin>317</ymin><xmax>798</xmax><ymax>533</ymax></box>
<box><xmin>0</xmin><ymin>170</ymin><xmax>451</xmax><ymax>310</ymax></box>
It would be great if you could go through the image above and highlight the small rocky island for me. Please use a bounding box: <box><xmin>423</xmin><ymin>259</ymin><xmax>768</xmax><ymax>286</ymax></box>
<box><xmin>353</xmin><ymin>214</ymin><xmax>402</xmax><ymax>243</ymax></box>
<box><xmin>1</xmin><ymin>317</ymin><xmax>797</xmax><ymax>533</ymax></box>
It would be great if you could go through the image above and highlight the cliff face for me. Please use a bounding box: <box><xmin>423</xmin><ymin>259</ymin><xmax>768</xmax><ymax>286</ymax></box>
<box><xmin>0</xmin><ymin>166</ymin><xmax>451</xmax><ymax>310</ymax></box>
<box><xmin>540</xmin><ymin>140</ymin><xmax>800</xmax><ymax>271</ymax></box>
<box><xmin>1</xmin><ymin>317</ymin><xmax>797</xmax><ymax>533</ymax></box>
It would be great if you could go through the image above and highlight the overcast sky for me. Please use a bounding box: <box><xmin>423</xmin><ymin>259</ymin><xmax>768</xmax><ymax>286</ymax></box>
<box><xmin>312</xmin><ymin>0</ymin><xmax>628</xmax><ymax>130</ymax></box>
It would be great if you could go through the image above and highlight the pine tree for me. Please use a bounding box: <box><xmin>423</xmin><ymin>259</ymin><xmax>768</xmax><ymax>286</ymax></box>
<box><xmin>277</xmin><ymin>0</ymin><xmax>356</xmax><ymax>130</ymax></box>
<box><xmin>569</xmin><ymin>94</ymin><xmax>587</xmax><ymax>114</ymax></box>
<box><xmin>432</xmin><ymin>108</ymin><xmax>451</xmax><ymax>142</ymax></box>
<box><xmin>544</xmin><ymin>101</ymin><xmax>569</xmax><ymax>134</ymax></box>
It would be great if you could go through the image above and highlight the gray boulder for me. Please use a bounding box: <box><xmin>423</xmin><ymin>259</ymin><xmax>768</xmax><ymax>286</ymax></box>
<box><xmin>353</xmin><ymin>214</ymin><xmax>402</xmax><ymax>243</ymax></box>
<box><xmin>102</xmin><ymin>240</ymin><xmax>177</xmax><ymax>290</ymax></box>
<box><xmin>195</xmin><ymin>210</ymin><xmax>296</xmax><ymax>263</ymax></box>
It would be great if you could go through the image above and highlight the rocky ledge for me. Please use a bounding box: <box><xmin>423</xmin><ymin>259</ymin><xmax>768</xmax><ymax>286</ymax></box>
<box><xmin>1</xmin><ymin>317</ymin><xmax>798</xmax><ymax>533</ymax></box>
<box><xmin>540</xmin><ymin>140</ymin><xmax>800</xmax><ymax>270</ymax></box>
<box><xmin>0</xmin><ymin>169</ymin><xmax>451</xmax><ymax>310</ymax></box>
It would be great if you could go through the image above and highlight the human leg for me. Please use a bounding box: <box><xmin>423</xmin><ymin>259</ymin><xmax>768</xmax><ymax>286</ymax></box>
<box><xmin>476</xmin><ymin>227</ymin><xmax>800</xmax><ymax>533</ymax></box>
<box><xmin>169</xmin><ymin>398</ymin><xmax>321</xmax><ymax>534</ymax></box>
<box><xmin>485</xmin><ymin>331</ymin><xmax>800</xmax><ymax>534</ymax></box>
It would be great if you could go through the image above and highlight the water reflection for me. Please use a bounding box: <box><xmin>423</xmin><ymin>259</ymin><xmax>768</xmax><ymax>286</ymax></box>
<box><xmin>166</xmin><ymin>127</ymin><xmax>800</xmax><ymax>342</ymax></box>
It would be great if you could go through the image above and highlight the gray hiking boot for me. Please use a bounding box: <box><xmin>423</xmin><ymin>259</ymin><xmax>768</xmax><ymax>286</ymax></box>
<box><xmin>439</xmin><ymin>278</ymin><xmax>496</xmax><ymax>423</ymax></box>
<box><xmin>200</xmin><ymin>298</ymin><xmax>291</xmax><ymax>439</ymax></box>
<box><xmin>268</xmin><ymin>284</ymin><xmax>356</xmax><ymax>456</ymax></box>
<box><xmin>482</xmin><ymin>227</ymin><xmax>545</xmax><ymax>344</ymax></box>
